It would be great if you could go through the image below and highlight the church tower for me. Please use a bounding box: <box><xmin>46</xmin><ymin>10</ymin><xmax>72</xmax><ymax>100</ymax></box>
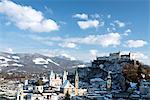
<box><xmin>63</xmin><ymin>69</ymin><xmax>68</xmax><ymax>83</ymax></box>
<box><xmin>75</xmin><ymin>68</ymin><xmax>79</xmax><ymax>96</ymax></box>
<box><xmin>107</xmin><ymin>71</ymin><xmax>112</xmax><ymax>90</ymax></box>
<box><xmin>17</xmin><ymin>84</ymin><xmax>24</xmax><ymax>100</ymax></box>
<box><xmin>49</xmin><ymin>70</ymin><xmax>55</xmax><ymax>86</ymax></box>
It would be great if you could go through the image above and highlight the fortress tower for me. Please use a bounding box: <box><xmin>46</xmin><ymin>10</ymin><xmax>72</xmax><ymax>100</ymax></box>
<box><xmin>107</xmin><ymin>71</ymin><xmax>112</xmax><ymax>90</ymax></box>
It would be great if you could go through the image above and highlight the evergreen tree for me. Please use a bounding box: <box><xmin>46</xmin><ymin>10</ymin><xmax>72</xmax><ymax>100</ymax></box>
<box><xmin>36</xmin><ymin>79</ymin><xmax>43</xmax><ymax>86</ymax></box>
<box><xmin>64</xmin><ymin>91</ymin><xmax>70</xmax><ymax>100</ymax></box>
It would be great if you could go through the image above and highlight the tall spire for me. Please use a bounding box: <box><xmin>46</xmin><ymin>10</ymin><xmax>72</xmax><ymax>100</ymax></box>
<box><xmin>75</xmin><ymin>67</ymin><xmax>79</xmax><ymax>96</ymax></box>
<box><xmin>49</xmin><ymin>70</ymin><xmax>55</xmax><ymax>86</ymax></box>
<box><xmin>63</xmin><ymin>67</ymin><xmax>67</xmax><ymax>83</ymax></box>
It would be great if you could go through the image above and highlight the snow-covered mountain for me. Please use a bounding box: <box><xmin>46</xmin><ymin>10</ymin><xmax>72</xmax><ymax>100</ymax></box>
<box><xmin>0</xmin><ymin>52</ymin><xmax>85</xmax><ymax>73</ymax></box>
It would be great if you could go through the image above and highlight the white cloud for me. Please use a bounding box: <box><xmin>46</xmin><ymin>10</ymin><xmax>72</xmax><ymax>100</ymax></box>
<box><xmin>6</xmin><ymin>48</ymin><xmax>14</xmax><ymax>54</ymax></box>
<box><xmin>123</xmin><ymin>29</ymin><xmax>131</xmax><ymax>36</ymax></box>
<box><xmin>77</xmin><ymin>20</ymin><xmax>100</xmax><ymax>29</ymax></box>
<box><xmin>73</xmin><ymin>13</ymin><xmax>88</xmax><ymax>20</ymax></box>
<box><xmin>91</xmin><ymin>13</ymin><xmax>100</xmax><ymax>18</ymax></box>
<box><xmin>82</xmin><ymin>33</ymin><xmax>119</xmax><ymax>47</ymax></box>
<box><xmin>41</xmin><ymin>41</ymin><xmax>54</xmax><ymax>46</ymax></box>
<box><xmin>130</xmin><ymin>52</ymin><xmax>150</xmax><ymax>64</ymax></box>
<box><xmin>107</xmin><ymin>14</ymin><xmax>111</xmax><ymax>19</ymax></box>
<box><xmin>97</xmin><ymin>33</ymin><xmax>121</xmax><ymax>47</ymax></box>
<box><xmin>61</xmin><ymin>53</ymin><xmax>76</xmax><ymax>60</ymax></box>
<box><xmin>114</xmin><ymin>20</ymin><xmax>125</xmax><ymax>27</ymax></box>
<box><xmin>59</xmin><ymin>42</ymin><xmax>77</xmax><ymax>48</ymax></box>
<box><xmin>125</xmin><ymin>29</ymin><xmax>131</xmax><ymax>33</ymax></box>
<box><xmin>5</xmin><ymin>21</ymin><xmax>11</xmax><ymax>26</ymax></box>
<box><xmin>63</xmin><ymin>33</ymin><xmax>121</xmax><ymax>47</ymax></box>
<box><xmin>59</xmin><ymin>21</ymin><xmax>66</xmax><ymax>25</ymax></box>
<box><xmin>27</xmin><ymin>35</ymin><xmax>54</xmax><ymax>46</ymax></box>
<box><xmin>29</xmin><ymin>32</ymin><xmax>121</xmax><ymax>47</ymax></box>
<box><xmin>90</xmin><ymin>49</ymin><xmax>98</xmax><ymax>60</ymax></box>
<box><xmin>131</xmin><ymin>52</ymin><xmax>148</xmax><ymax>60</ymax></box>
<box><xmin>120</xmin><ymin>51</ymin><xmax>149</xmax><ymax>65</ymax></box>
<box><xmin>0</xmin><ymin>0</ymin><xmax>59</xmax><ymax>32</ymax></box>
<box><xmin>125</xmin><ymin>40</ymin><xmax>147</xmax><ymax>48</ymax></box>
<box><xmin>110</xmin><ymin>23</ymin><xmax>115</xmax><ymax>27</ymax></box>
<box><xmin>44</xmin><ymin>6</ymin><xmax>53</xmax><ymax>15</ymax></box>
<box><xmin>107</xmin><ymin>27</ymin><xmax>116</xmax><ymax>32</ymax></box>
<box><xmin>90</xmin><ymin>49</ymin><xmax>98</xmax><ymax>55</ymax></box>
<box><xmin>107</xmin><ymin>28</ymin><xmax>111</xmax><ymax>32</ymax></box>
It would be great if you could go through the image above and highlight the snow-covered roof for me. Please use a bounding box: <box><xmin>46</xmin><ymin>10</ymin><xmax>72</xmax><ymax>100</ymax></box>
<box><xmin>130</xmin><ymin>82</ymin><xmax>137</xmax><ymax>88</ymax></box>
<box><xmin>61</xmin><ymin>80</ymin><xmax>74</xmax><ymax>88</ymax></box>
<box><xmin>90</xmin><ymin>78</ymin><xmax>104</xmax><ymax>82</ymax></box>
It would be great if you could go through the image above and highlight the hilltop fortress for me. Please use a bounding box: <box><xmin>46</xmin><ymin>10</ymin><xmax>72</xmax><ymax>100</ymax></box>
<box><xmin>78</xmin><ymin>52</ymin><xmax>139</xmax><ymax>91</ymax></box>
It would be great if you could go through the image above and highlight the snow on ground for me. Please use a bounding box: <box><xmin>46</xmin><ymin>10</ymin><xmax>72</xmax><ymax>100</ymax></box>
<box><xmin>0</xmin><ymin>63</ymin><xmax>9</xmax><ymax>67</ymax></box>
<box><xmin>72</xmin><ymin>64</ymin><xmax>86</xmax><ymax>68</ymax></box>
<box><xmin>47</xmin><ymin>58</ymin><xmax>60</xmax><ymax>66</ymax></box>
<box><xmin>33</xmin><ymin>57</ymin><xmax>60</xmax><ymax>67</ymax></box>
<box><xmin>0</xmin><ymin>56</ymin><xmax>12</xmax><ymax>63</ymax></box>
<box><xmin>11</xmin><ymin>63</ymin><xmax>23</xmax><ymax>67</ymax></box>
<box><xmin>43</xmin><ymin>65</ymin><xmax>48</xmax><ymax>68</ymax></box>
<box><xmin>7</xmin><ymin>68</ymin><xmax>17</xmax><ymax>72</ymax></box>
<box><xmin>0</xmin><ymin>56</ymin><xmax>23</xmax><ymax>67</ymax></box>
<box><xmin>12</xmin><ymin>55</ymin><xmax>20</xmax><ymax>60</ymax></box>
<box><xmin>33</xmin><ymin>58</ymin><xmax>49</xmax><ymax>65</ymax></box>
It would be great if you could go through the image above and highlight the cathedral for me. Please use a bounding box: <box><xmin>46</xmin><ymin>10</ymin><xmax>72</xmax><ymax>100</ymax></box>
<box><xmin>16</xmin><ymin>68</ymin><xmax>81</xmax><ymax>100</ymax></box>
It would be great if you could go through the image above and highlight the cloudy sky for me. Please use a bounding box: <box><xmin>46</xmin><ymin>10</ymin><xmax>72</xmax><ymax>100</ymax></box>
<box><xmin>0</xmin><ymin>0</ymin><xmax>149</xmax><ymax>64</ymax></box>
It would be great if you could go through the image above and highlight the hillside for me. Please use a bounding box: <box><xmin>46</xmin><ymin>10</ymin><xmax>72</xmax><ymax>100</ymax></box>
<box><xmin>0</xmin><ymin>52</ymin><xmax>85</xmax><ymax>73</ymax></box>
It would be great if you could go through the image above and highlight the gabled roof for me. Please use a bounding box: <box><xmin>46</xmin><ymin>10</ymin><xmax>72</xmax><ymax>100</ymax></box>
<box><xmin>61</xmin><ymin>80</ymin><xmax>74</xmax><ymax>88</ymax></box>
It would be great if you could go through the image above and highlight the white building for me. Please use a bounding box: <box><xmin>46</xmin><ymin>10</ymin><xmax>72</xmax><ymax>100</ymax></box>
<box><xmin>140</xmin><ymin>80</ymin><xmax>150</xmax><ymax>95</ymax></box>
<box><xmin>48</xmin><ymin>70</ymin><xmax>62</xmax><ymax>89</ymax></box>
<box><xmin>60</xmin><ymin>80</ymin><xmax>74</xmax><ymax>95</ymax></box>
<box><xmin>16</xmin><ymin>79</ymin><xmax>59</xmax><ymax>100</ymax></box>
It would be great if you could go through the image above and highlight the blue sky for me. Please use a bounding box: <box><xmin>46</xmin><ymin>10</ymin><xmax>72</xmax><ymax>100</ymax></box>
<box><xmin>0</xmin><ymin>0</ymin><xmax>149</xmax><ymax>64</ymax></box>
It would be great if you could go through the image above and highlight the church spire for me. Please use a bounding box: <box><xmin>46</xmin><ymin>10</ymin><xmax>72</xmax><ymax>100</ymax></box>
<box><xmin>49</xmin><ymin>70</ymin><xmax>55</xmax><ymax>86</ymax></box>
<box><xmin>75</xmin><ymin>67</ymin><xmax>79</xmax><ymax>96</ymax></box>
<box><xmin>63</xmin><ymin>67</ymin><xmax>68</xmax><ymax>84</ymax></box>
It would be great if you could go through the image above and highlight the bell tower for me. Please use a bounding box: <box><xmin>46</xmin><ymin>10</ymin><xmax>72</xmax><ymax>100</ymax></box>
<box><xmin>107</xmin><ymin>71</ymin><xmax>112</xmax><ymax>90</ymax></box>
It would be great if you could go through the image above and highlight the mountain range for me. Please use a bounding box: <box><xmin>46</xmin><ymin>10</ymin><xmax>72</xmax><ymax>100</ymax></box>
<box><xmin>0</xmin><ymin>52</ymin><xmax>86</xmax><ymax>73</ymax></box>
